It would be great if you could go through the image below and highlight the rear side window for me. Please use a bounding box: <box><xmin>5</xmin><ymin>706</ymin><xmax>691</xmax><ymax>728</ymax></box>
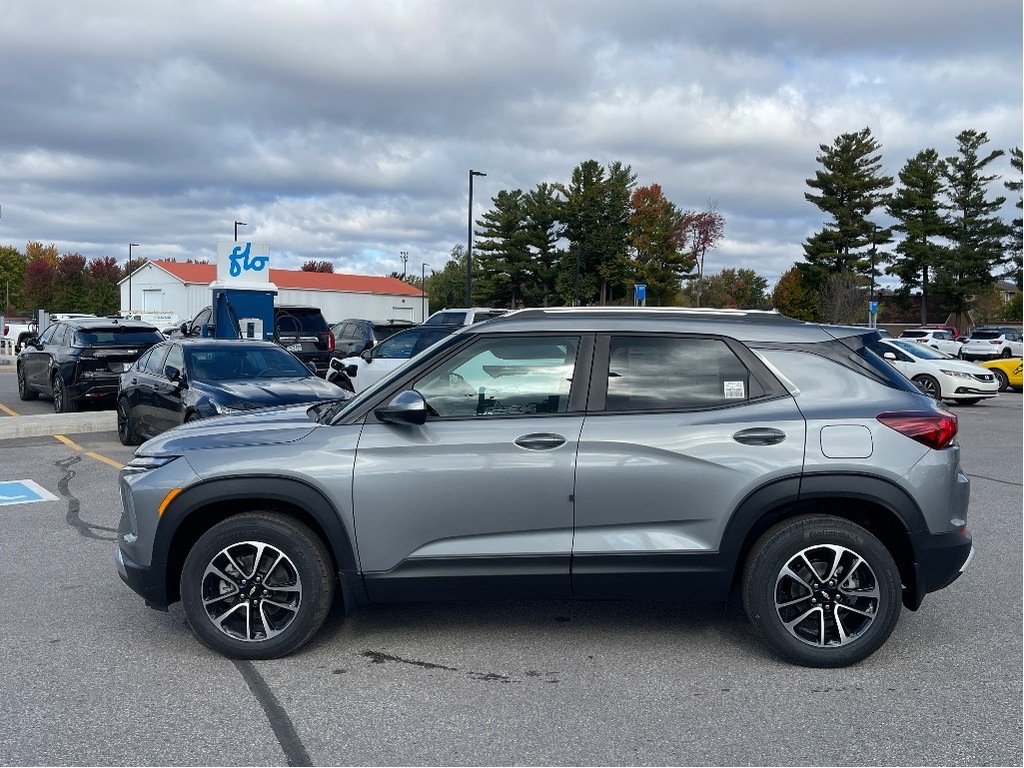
<box><xmin>604</xmin><ymin>336</ymin><xmax>753</xmax><ymax>411</ymax></box>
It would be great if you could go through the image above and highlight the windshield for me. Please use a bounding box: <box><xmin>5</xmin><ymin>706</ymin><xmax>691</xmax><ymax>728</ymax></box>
<box><xmin>889</xmin><ymin>339</ymin><xmax>951</xmax><ymax>360</ymax></box>
<box><xmin>319</xmin><ymin>330</ymin><xmax>468</xmax><ymax>423</ymax></box>
<box><xmin>186</xmin><ymin>346</ymin><xmax>312</xmax><ymax>381</ymax></box>
<box><xmin>423</xmin><ymin>311</ymin><xmax>467</xmax><ymax>326</ymax></box>
<box><xmin>899</xmin><ymin>331</ymin><xmax>926</xmax><ymax>338</ymax></box>
<box><xmin>968</xmin><ymin>331</ymin><xmax>1000</xmax><ymax>340</ymax></box>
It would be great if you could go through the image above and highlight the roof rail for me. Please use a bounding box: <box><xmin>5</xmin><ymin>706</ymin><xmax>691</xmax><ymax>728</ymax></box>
<box><xmin>506</xmin><ymin>307</ymin><xmax>799</xmax><ymax>324</ymax></box>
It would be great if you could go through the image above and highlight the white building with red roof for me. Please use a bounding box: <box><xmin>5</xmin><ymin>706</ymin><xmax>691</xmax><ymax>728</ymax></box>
<box><xmin>118</xmin><ymin>259</ymin><xmax>427</xmax><ymax>325</ymax></box>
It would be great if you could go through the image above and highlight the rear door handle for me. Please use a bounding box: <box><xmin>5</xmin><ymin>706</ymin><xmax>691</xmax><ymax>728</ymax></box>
<box><xmin>733</xmin><ymin>427</ymin><xmax>786</xmax><ymax>446</ymax></box>
<box><xmin>514</xmin><ymin>433</ymin><xmax>566</xmax><ymax>450</ymax></box>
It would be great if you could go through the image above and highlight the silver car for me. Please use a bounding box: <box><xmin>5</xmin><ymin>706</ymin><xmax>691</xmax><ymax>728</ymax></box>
<box><xmin>116</xmin><ymin>308</ymin><xmax>973</xmax><ymax>667</ymax></box>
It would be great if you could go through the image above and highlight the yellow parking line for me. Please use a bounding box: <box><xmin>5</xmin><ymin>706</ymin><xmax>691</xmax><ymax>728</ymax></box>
<box><xmin>53</xmin><ymin>434</ymin><xmax>125</xmax><ymax>470</ymax></box>
<box><xmin>0</xmin><ymin>403</ymin><xmax>19</xmax><ymax>417</ymax></box>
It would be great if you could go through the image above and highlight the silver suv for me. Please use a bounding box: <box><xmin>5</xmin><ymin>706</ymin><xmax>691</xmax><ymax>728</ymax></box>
<box><xmin>116</xmin><ymin>308</ymin><xmax>973</xmax><ymax>667</ymax></box>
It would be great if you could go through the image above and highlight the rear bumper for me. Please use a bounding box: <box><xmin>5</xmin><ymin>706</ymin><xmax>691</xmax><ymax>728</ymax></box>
<box><xmin>903</xmin><ymin>528</ymin><xmax>974</xmax><ymax>610</ymax></box>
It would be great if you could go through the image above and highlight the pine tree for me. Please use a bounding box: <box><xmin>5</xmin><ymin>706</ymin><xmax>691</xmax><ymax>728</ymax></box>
<box><xmin>934</xmin><ymin>130</ymin><xmax>1011</xmax><ymax>316</ymax></box>
<box><xmin>886</xmin><ymin>149</ymin><xmax>948</xmax><ymax>324</ymax></box>
<box><xmin>474</xmin><ymin>189</ymin><xmax>533</xmax><ymax>308</ymax></box>
<box><xmin>522</xmin><ymin>183</ymin><xmax>563</xmax><ymax>306</ymax></box>
<box><xmin>1004</xmin><ymin>146</ymin><xmax>1022</xmax><ymax>288</ymax></box>
<box><xmin>802</xmin><ymin>127</ymin><xmax>893</xmax><ymax>285</ymax></box>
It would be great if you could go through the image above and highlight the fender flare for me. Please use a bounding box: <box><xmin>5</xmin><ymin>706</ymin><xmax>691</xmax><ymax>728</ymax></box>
<box><xmin>155</xmin><ymin>475</ymin><xmax>362</xmax><ymax>605</ymax></box>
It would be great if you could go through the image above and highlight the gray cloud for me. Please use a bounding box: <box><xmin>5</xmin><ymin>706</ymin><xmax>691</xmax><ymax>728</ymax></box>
<box><xmin>0</xmin><ymin>0</ymin><xmax>1019</xmax><ymax>285</ymax></box>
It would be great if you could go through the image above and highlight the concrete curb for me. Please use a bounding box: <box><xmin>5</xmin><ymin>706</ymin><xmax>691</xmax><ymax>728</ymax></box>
<box><xmin>0</xmin><ymin>411</ymin><xmax>117</xmax><ymax>440</ymax></box>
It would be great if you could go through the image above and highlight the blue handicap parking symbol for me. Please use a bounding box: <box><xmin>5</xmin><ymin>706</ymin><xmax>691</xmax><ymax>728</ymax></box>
<box><xmin>0</xmin><ymin>480</ymin><xmax>58</xmax><ymax>506</ymax></box>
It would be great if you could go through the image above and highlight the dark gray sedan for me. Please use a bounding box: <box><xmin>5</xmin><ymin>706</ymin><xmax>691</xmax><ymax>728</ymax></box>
<box><xmin>116</xmin><ymin>338</ymin><xmax>347</xmax><ymax>445</ymax></box>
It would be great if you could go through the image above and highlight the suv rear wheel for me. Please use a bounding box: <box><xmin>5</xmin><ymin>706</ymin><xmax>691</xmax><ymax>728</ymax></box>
<box><xmin>742</xmin><ymin>515</ymin><xmax>901</xmax><ymax>668</ymax></box>
<box><xmin>180</xmin><ymin>513</ymin><xmax>335</xmax><ymax>659</ymax></box>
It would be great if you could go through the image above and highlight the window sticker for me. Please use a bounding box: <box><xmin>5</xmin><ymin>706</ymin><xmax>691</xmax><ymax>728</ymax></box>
<box><xmin>723</xmin><ymin>380</ymin><xmax>746</xmax><ymax>399</ymax></box>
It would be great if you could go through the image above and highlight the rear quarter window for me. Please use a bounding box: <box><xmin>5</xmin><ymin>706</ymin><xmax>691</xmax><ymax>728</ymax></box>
<box><xmin>75</xmin><ymin>327</ymin><xmax>163</xmax><ymax>345</ymax></box>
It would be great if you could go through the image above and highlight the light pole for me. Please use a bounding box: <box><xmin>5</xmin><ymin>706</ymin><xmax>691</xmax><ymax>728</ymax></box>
<box><xmin>128</xmin><ymin>243</ymin><xmax>140</xmax><ymax>314</ymax></box>
<box><xmin>421</xmin><ymin>262</ymin><xmax>430</xmax><ymax>321</ymax></box>
<box><xmin>400</xmin><ymin>250</ymin><xmax>409</xmax><ymax>280</ymax></box>
<box><xmin>466</xmin><ymin>169</ymin><xmax>486</xmax><ymax>305</ymax></box>
<box><xmin>234</xmin><ymin>220</ymin><xmax>247</xmax><ymax>242</ymax></box>
<box><xmin>869</xmin><ymin>224</ymin><xmax>877</xmax><ymax>328</ymax></box>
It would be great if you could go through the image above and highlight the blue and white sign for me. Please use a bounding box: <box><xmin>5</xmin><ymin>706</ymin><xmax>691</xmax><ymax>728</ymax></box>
<box><xmin>869</xmin><ymin>301</ymin><xmax>878</xmax><ymax>314</ymax></box>
<box><xmin>216</xmin><ymin>241</ymin><xmax>271</xmax><ymax>284</ymax></box>
<box><xmin>634</xmin><ymin>283</ymin><xmax>647</xmax><ymax>303</ymax></box>
<box><xmin>0</xmin><ymin>480</ymin><xmax>58</xmax><ymax>507</ymax></box>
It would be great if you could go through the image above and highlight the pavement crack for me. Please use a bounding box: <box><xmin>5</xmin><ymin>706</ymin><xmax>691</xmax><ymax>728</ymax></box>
<box><xmin>55</xmin><ymin>454</ymin><xmax>116</xmax><ymax>541</ymax></box>
<box><xmin>361</xmin><ymin>649</ymin><xmax>458</xmax><ymax>671</ymax></box>
<box><xmin>233</xmin><ymin>659</ymin><xmax>312</xmax><ymax>767</ymax></box>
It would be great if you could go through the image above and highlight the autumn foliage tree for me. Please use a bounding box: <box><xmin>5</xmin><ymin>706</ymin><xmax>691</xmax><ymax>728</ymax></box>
<box><xmin>301</xmin><ymin>260</ymin><xmax>335</xmax><ymax>272</ymax></box>
<box><xmin>629</xmin><ymin>184</ymin><xmax>693</xmax><ymax>305</ymax></box>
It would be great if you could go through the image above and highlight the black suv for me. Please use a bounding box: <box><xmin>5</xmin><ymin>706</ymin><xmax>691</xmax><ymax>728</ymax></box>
<box><xmin>181</xmin><ymin>305</ymin><xmax>335</xmax><ymax>376</ymax></box>
<box><xmin>17</xmin><ymin>318</ymin><xmax>163</xmax><ymax>412</ymax></box>
<box><xmin>330</xmin><ymin>318</ymin><xmax>415</xmax><ymax>357</ymax></box>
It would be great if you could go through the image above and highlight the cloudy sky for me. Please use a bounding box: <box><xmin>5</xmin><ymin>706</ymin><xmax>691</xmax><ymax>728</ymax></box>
<box><xmin>0</xmin><ymin>1</ymin><xmax>1020</xmax><ymax>287</ymax></box>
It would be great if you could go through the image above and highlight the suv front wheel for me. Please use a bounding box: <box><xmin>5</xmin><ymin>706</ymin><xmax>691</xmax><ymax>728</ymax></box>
<box><xmin>180</xmin><ymin>513</ymin><xmax>335</xmax><ymax>659</ymax></box>
<box><xmin>742</xmin><ymin>515</ymin><xmax>901</xmax><ymax>668</ymax></box>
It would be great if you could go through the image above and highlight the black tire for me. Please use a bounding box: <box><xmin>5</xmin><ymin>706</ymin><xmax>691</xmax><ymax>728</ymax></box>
<box><xmin>52</xmin><ymin>372</ymin><xmax>78</xmax><ymax>413</ymax></box>
<box><xmin>742</xmin><ymin>515</ymin><xmax>902</xmax><ymax>668</ymax></box>
<box><xmin>911</xmin><ymin>374</ymin><xmax>941</xmax><ymax>400</ymax></box>
<box><xmin>17</xmin><ymin>365</ymin><xmax>38</xmax><ymax>401</ymax></box>
<box><xmin>117</xmin><ymin>398</ymin><xmax>140</xmax><ymax>446</ymax></box>
<box><xmin>180</xmin><ymin>513</ymin><xmax>335</xmax><ymax>659</ymax></box>
<box><xmin>993</xmin><ymin>369</ymin><xmax>1010</xmax><ymax>392</ymax></box>
<box><xmin>184</xmin><ymin>410</ymin><xmax>203</xmax><ymax>423</ymax></box>
<box><xmin>1000</xmin><ymin>347</ymin><xmax>1012</xmax><ymax>358</ymax></box>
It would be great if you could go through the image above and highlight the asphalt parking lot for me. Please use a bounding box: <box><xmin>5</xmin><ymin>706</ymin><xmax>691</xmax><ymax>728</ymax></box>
<box><xmin>0</xmin><ymin>367</ymin><xmax>1020</xmax><ymax>766</ymax></box>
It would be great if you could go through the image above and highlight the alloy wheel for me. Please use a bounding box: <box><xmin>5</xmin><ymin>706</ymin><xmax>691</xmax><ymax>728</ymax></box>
<box><xmin>773</xmin><ymin>544</ymin><xmax>879</xmax><ymax>647</ymax></box>
<box><xmin>200</xmin><ymin>540</ymin><xmax>302</xmax><ymax>642</ymax></box>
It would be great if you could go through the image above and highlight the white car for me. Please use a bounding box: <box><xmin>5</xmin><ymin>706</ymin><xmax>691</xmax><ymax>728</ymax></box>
<box><xmin>871</xmin><ymin>338</ymin><xmax>999</xmax><ymax>404</ymax></box>
<box><xmin>325</xmin><ymin>324</ymin><xmax>457</xmax><ymax>392</ymax></box>
<box><xmin>898</xmin><ymin>328</ymin><xmax>963</xmax><ymax>357</ymax></box>
<box><xmin>423</xmin><ymin>307</ymin><xmax>509</xmax><ymax>327</ymax></box>
<box><xmin>960</xmin><ymin>328</ymin><xmax>1024</xmax><ymax>361</ymax></box>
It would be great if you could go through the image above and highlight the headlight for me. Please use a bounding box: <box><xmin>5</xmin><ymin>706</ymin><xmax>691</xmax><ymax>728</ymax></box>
<box><xmin>940</xmin><ymin>369</ymin><xmax>972</xmax><ymax>379</ymax></box>
<box><xmin>122</xmin><ymin>455</ymin><xmax>180</xmax><ymax>475</ymax></box>
<box><xmin>211</xmin><ymin>400</ymin><xmax>241</xmax><ymax>415</ymax></box>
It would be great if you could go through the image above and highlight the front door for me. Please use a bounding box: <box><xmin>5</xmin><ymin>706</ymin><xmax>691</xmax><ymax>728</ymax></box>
<box><xmin>352</xmin><ymin>333</ymin><xmax>587</xmax><ymax>601</ymax></box>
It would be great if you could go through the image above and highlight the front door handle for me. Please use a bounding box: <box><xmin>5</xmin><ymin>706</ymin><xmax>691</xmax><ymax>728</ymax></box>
<box><xmin>733</xmin><ymin>427</ymin><xmax>786</xmax><ymax>446</ymax></box>
<box><xmin>514</xmin><ymin>433</ymin><xmax>566</xmax><ymax>450</ymax></box>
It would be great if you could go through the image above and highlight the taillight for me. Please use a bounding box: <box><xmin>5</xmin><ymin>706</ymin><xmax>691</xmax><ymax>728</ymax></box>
<box><xmin>877</xmin><ymin>411</ymin><xmax>958</xmax><ymax>450</ymax></box>
<box><xmin>989</xmin><ymin>340</ymin><xmax>1001</xmax><ymax>345</ymax></box>
<box><xmin>320</xmin><ymin>331</ymin><xmax>334</xmax><ymax>352</ymax></box>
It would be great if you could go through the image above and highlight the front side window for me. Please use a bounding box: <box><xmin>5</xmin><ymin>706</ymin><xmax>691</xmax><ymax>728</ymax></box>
<box><xmin>413</xmin><ymin>336</ymin><xmax>578</xmax><ymax>419</ymax></box>
<box><xmin>605</xmin><ymin>336</ymin><xmax>751</xmax><ymax>411</ymax></box>
<box><xmin>143</xmin><ymin>345</ymin><xmax>170</xmax><ymax>376</ymax></box>
<box><xmin>164</xmin><ymin>345</ymin><xmax>185</xmax><ymax>377</ymax></box>
<box><xmin>374</xmin><ymin>328</ymin><xmax>424</xmax><ymax>359</ymax></box>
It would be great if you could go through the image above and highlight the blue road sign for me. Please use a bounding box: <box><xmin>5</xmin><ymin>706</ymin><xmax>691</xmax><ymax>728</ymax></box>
<box><xmin>869</xmin><ymin>301</ymin><xmax>878</xmax><ymax>314</ymax></box>
<box><xmin>0</xmin><ymin>480</ymin><xmax>58</xmax><ymax>507</ymax></box>
<box><xmin>634</xmin><ymin>283</ymin><xmax>647</xmax><ymax>303</ymax></box>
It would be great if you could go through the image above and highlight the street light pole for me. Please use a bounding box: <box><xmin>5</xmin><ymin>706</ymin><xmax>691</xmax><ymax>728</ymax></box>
<box><xmin>466</xmin><ymin>169</ymin><xmax>486</xmax><ymax>306</ymax></box>
<box><xmin>400</xmin><ymin>250</ymin><xmax>409</xmax><ymax>280</ymax></box>
<box><xmin>128</xmin><ymin>243</ymin><xmax>140</xmax><ymax>315</ymax></box>
<box><xmin>234</xmin><ymin>220</ymin><xmax>247</xmax><ymax>242</ymax></box>
<box><xmin>421</xmin><ymin>262</ymin><xmax>430</xmax><ymax>321</ymax></box>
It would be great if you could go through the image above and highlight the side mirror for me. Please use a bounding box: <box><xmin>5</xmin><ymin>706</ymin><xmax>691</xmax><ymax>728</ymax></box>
<box><xmin>360</xmin><ymin>349</ymin><xmax>373</xmax><ymax>363</ymax></box>
<box><xmin>23</xmin><ymin>336</ymin><xmax>39</xmax><ymax>349</ymax></box>
<box><xmin>165</xmin><ymin>366</ymin><xmax>185</xmax><ymax>387</ymax></box>
<box><xmin>883</xmin><ymin>351</ymin><xmax>897</xmax><ymax>361</ymax></box>
<box><xmin>374</xmin><ymin>390</ymin><xmax>427</xmax><ymax>426</ymax></box>
<box><xmin>306</xmin><ymin>362</ymin><xmax>318</xmax><ymax>374</ymax></box>
<box><xmin>179</xmin><ymin>322</ymin><xmax>190</xmax><ymax>336</ymax></box>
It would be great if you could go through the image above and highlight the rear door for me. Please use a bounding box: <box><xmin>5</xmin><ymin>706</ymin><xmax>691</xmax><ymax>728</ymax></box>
<box><xmin>572</xmin><ymin>333</ymin><xmax>805</xmax><ymax>598</ymax></box>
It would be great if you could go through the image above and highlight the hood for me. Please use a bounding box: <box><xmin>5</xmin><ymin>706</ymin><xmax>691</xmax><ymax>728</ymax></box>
<box><xmin>137</xmin><ymin>401</ymin><xmax>329</xmax><ymax>455</ymax></box>
<box><xmin>200</xmin><ymin>376</ymin><xmax>343</xmax><ymax>407</ymax></box>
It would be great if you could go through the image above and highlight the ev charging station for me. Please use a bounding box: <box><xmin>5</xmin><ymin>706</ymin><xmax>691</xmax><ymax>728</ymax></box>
<box><xmin>209</xmin><ymin>241</ymin><xmax>276</xmax><ymax>340</ymax></box>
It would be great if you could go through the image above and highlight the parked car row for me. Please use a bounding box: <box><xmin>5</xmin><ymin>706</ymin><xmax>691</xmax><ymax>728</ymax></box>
<box><xmin>898</xmin><ymin>325</ymin><xmax>1023</xmax><ymax>360</ymax></box>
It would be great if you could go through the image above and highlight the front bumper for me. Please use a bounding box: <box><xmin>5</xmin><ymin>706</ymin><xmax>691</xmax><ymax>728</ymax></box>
<box><xmin>115</xmin><ymin>546</ymin><xmax>170</xmax><ymax>610</ymax></box>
